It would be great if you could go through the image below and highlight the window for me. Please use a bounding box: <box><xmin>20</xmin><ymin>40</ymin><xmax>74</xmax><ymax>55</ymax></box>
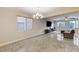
<box><xmin>17</xmin><ymin>17</ymin><xmax>26</xmax><ymax>31</ymax></box>
<box><xmin>55</xmin><ymin>20</ymin><xmax>78</xmax><ymax>30</ymax></box>
<box><xmin>68</xmin><ymin>20</ymin><xmax>78</xmax><ymax>29</ymax></box>
<box><xmin>26</xmin><ymin>18</ymin><xmax>32</xmax><ymax>30</ymax></box>
<box><xmin>56</xmin><ymin>21</ymin><xmax>65</xmax><ymax>30</ymax></box>
<box><xmin>17</xmin><ymin>16</ymin><xmax>32</xmax><ymax>31</ymax></box>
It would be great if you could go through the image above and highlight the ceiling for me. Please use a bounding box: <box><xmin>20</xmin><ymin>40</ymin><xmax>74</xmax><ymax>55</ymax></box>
<box><xmin>7</xmin><ymin>7</ymin><xmax>79</xmax><ymax>18</ymax></box>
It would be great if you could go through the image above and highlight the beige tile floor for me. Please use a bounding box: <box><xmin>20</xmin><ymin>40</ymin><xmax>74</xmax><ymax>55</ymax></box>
<box><xmin>0</xmin><ymin>33</ymin><xmax>79</xmax><ymax>52</ymax></box>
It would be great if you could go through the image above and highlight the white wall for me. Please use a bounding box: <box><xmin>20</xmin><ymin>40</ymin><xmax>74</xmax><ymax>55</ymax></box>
<box><xmin>0</xmin><ymin>8</ymin><xmax>46</xmax><ymax>45</ymax></box>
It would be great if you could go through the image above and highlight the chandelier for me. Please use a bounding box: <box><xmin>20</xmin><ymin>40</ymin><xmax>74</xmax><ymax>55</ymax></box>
<box><xmin>33</xmin><ymin>7</ymin><xmax>43</xmax><ymax>19</ymax></box>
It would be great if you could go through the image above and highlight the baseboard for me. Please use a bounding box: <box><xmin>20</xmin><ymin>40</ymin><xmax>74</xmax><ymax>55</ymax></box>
<box><xmin>0</xmin><ymin>32</ymin><xmax>44</xmax><ymax>47</ymax></box>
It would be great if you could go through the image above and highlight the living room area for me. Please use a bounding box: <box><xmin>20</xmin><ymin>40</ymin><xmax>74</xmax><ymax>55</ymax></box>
<box><xmin>0</xmin><ymin>7</ymin><xmax>79</xmax><ymax>52</ymax></box>
<box><xmin>44</xmin><ymin>11</ymin><xmax>79</xmax><ymax>47</ymax></box>
<box><xmin>1</xmin><ymin>0</ymin><xmax>79</xmax><ymax>59</ymax></box>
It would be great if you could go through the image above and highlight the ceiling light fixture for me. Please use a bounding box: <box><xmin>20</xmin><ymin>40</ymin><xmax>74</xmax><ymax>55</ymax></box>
<box><xmin>33</xmin><ymin>7</ymin><xmax>43</xmax><ymax>19</ymax></box>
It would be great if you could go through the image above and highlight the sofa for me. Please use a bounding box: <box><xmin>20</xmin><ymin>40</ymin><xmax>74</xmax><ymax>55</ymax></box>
<box><xmin>63</xmin><ymin>30</ymin><xmax>75</xmax><ymax>39</ymax></box>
